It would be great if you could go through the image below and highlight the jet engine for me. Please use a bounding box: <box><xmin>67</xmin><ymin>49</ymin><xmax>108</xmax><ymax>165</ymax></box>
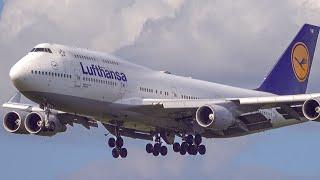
<box><xmin>196</xmin><ymin>104</ymin><xmax>236</xmax><ymax>130</ymax></box>
<box><xmin>24</xmin><ymin>112</ymin><xmax>67</xmax><ymax>136</ymax></box>
<box><xmin>302</xmin><ymin>98</ymin><xmax>320</xmax><ymax>121</ymax></box>
<box><xmin>3</xmin><ymin>111</ymin><xmax>29</xmax><ymax>134</ymax></box>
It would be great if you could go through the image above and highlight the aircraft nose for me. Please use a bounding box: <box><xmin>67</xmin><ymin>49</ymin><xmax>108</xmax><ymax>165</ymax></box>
<box><xmin>9</xmin><ymin>61</ymin><xmax>26</xmax><ymax>90</ymax></box>
<box><xmin>9</xmin><ymin>64</ymin><xmax>19</xmax><ymax>82</ymax></box>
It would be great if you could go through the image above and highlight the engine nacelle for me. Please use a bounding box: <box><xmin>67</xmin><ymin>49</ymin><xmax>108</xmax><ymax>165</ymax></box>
<box><xmin>302</xmin><ymin>98</ymin><xmax>320</xmax><ymax>121</ymax></box>
<box><xmin>196</xmin><ymin>105</ymin><xmax>236</xmax><ymax>130</ymax></box>
<box><xmin>24</xmin><ymin>112</ymin><xmax>67</xmax><ymax>136</ymax></box>
<box><xmin>3</xmin><ymin>111</ymin><xmax>29</xmax><ymax>134</ymax></box>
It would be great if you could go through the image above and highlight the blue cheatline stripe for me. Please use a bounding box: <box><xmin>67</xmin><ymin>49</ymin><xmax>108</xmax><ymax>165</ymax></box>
<box><xmin>257</xmin><ymin>24</ymin><xmax>320</xmax><ymax>95</ymax></box>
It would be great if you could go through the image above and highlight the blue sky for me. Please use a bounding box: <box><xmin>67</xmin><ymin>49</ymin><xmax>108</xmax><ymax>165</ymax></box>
<box><xmin>0</xmin><ymin>0</ymin><xmax>2</xmax><ymax>12</ymax></box>
<box><xmin>1</xmin><ymin>1</ymin><xmax>320</xmax><ymax>180</ymax></box>
<box><xmin>2</xmin><ymin>118</ymin><xmax>320</xmax><ymax>179</ymax></box>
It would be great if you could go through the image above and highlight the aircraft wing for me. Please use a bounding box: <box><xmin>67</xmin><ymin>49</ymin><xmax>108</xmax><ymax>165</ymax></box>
<box><xmin>142</xmin><ymin>93</ymin><xmax>320</xmax><ymax>108</ymax></box>
<box><xmin>127</xmin><ymin>93</ymin><xmax>320</xmax><ymax>120</ymax></box>
<box><xmin>2</xmin><ymin>92</ymin><xmax>98</xmax><ymax>130</ymax></box>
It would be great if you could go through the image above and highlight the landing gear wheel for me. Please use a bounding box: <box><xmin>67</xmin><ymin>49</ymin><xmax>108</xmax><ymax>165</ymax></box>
<box><xmin>198</xmin><ymin>145</ymin><xmax>206</xmax><ymax>155</ymax></box>
<box><xmin>194</xmin><ymin>134</ymin><xmax>202</xmax><ymax>145</ymax></box>
<box><xmin>180</xmin><ymin>142</ymin><xmax>188</xmax><ymax>152</ymax></box>
<box><xmin>120</xmin><ymin>148</ymin><xmax>128</xmax><ymax>158</ymax></box>
<box><xmin>154</xmin><ymin>143</ymin><xmax>161</xmax><ymax>152</ymax></box>
<box><xmin>186</xmin><ymin>135</ymin><xmax>194</xmax><ymax>145</ymax></box>
<box><xmin>187</xmin><ymin>144</ymin><xmax>197</xmax><ymax>155</ymax></box>
<box><xmin>180</xmin><ymin>148</ymin><xmax>187</xmax><ymax>155</ymax></box>
<box><xmin>191</xmin><ymin>145</ymin><xmax>198</xmax><ymax>155</ymax></box>
<box><xmin>108</xmin><ymin>138</ymin><xmax>116</xmax><ymax>148</ymax></box>
<box><xmin>152</xmin><ymin>143</ymin><xmax>161</xmax><ymax>156</ymax></box>
<box><xmin>173</xmin><ymin>142</ymin><xmax>180</xmax><ymax>152</ymax></box>
<box><xmin>146</xmin><ymin>143</ymin><xmax>153</xmax><ymax>153</ymax></box>
<box><xmin>160</xmin><ymin>146</ymin><xmax>168</xmax><ymax>156</ymax></box>
<box><xmin>112</xmin><ymin>148</ymin><xmax>119</xmax><ymax>158</ymax></box>
<box><xmin>153</xmin><ymin>148</ymin><xmax>160</xmax><ymax>156</ymax></box>
<box><xmin>116</xmin><ymin>137</ymin><xmax>124</xmax><ymax>148</ymax></box>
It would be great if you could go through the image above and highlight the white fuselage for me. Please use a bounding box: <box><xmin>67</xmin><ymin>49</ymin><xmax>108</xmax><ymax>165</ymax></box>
<box><xmin>9</xmin><ymin>43</ymin><xmax>304</xmax><ymax>137</ymax></box>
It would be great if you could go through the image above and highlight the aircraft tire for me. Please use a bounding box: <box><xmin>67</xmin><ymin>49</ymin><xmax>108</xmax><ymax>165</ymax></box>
<box><xmin>173</xmin><ymin>142</ymin><xmax>180</xmax><ymax>152</ymax></box>
<box><xmin>186</xmin><ymin>135</ymin><xmax>194</xmax><ymax>145</ymax></box>
<box><xmin>120</xmin><ymin>148</ymin><xmax>128</xmax><ymax>158</ymax></box>
<box><xmin>160</xmin><ymin>146</ymin><xmax>168</xmax><ymax>156</ymax></box>
<box><xmin>116</xmin><ymin>137</ymin><xmax>124</xmax><ymax>148</ymax></box>
<box><xmin>194</xmin><ymin>134</ymin><xmax>202</xmax><ymax>145</ymax></box>
<box><xmin>180</xmin><ymin>142</ymin><xmax>188</xmax><ymax>152</ymax></box>
<box><xmin>112</xmin><ymin>148</ymin><xmax>119</xmax><ymax>158</ymax></box>
<box><xmin>198</xmin><ymin>145</ymin><xmax>206</xmax><ymax>155</ymax></box>
<box><xmin>146</xmin><ymin>143</ymin><xmax>153</xmax><ymax>153</ymax></box>
<box><xmin>180</xmin><ymin>148</ymin><xmax>187</xmax><ymax>155</ymax></box>
<box><xmin>108</xmin><ymin>137</ymin><xmax>116</xmax><ymax>148</ymax></box>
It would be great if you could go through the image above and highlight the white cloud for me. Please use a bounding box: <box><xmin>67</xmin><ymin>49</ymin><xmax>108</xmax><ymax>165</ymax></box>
<box><xmin>0</xmin><ymin>0</ymin><xmax>184</xmax><ymax>106</ymax></box>
<box><xmin>116</xmin><ymin>0</ymin><xmax>320</xmax><ymax>87</ymax></box>
<box><xmin>0</xmin><ymin>0</ymin><xmax>183</xmax><ymax>51</ymax></box>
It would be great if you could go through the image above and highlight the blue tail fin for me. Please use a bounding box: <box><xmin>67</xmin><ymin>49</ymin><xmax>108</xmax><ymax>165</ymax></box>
<box><xmin>257</xmin><ymin>24</ymin><xmax>320</xmax><ymax>95</ymax></box>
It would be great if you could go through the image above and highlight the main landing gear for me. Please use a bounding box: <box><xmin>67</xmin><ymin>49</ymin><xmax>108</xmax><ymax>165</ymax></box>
<box><xmin>145</xmin><ymin>134</ymin><xmax>168</xmax><ymax>157</ymax></box>
<box><xmin>107</xmin><ymin>126</ymin><xmax>128</xmax><ymax>159</ymax></box>
<box><xmin>108</xmin><ymin>136</ymin><xmax>128</xmax><ymax>158</ymax></box>
<box><xmin>172</xmin><ymin>134</ymin><xmax>206</xmax><ymax>156</ymax></box>
<box><xmin>145</xmin><ymin>133</ymin><xmax>206</xmax><ymax>157</ymax></box>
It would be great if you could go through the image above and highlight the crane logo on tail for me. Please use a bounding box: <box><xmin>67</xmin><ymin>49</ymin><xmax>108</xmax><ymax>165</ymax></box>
<box><xmin>291</xmin><ymin>42</ymin><xmax>310</xmax><ymax>82</ymax></box>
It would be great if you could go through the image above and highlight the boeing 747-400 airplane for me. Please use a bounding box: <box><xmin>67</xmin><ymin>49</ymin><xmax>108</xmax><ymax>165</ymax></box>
<box><xmin>3</xmin><ymin>24</ymin><xmax>320</xmax><ymax>158</ymax></box>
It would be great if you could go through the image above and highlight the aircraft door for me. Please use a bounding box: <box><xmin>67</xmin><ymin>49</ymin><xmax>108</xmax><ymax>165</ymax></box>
<box><xmin>73</xmin><ymin>66</ymin><xmax>82</xmax><ymax>88</ymax></box>
<box><xmin>119</xmin><ymin>81</ymin><xmax>127</xmax><ymax>99</ymax></box>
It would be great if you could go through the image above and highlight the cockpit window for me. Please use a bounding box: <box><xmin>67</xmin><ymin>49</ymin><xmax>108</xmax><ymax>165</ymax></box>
<box><xmin>30</xmin><ymin>48</ymin><xmax>52</xmax><ymax>53</ymax></box>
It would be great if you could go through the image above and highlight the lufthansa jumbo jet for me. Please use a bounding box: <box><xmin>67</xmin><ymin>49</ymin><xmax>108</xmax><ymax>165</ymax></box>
<box><xmin>3</xmin><ymin>24</ymin><xmax>320</xmax><ymax>158</ymax></box>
